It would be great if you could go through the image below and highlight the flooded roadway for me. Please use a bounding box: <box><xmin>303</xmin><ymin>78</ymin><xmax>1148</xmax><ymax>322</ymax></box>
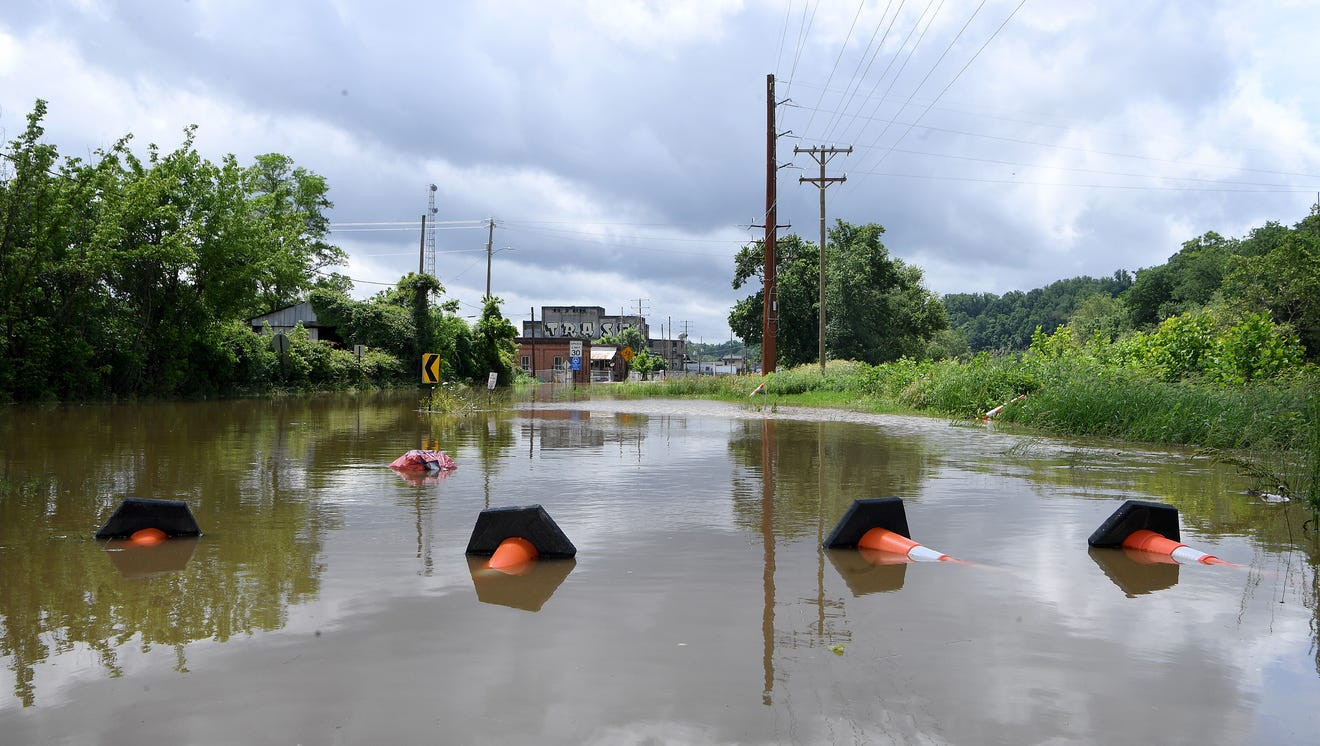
<box><xmin>1</xmin><ymin>391</ymin><xmax>1318</xmax><ymax>744</ymax></box>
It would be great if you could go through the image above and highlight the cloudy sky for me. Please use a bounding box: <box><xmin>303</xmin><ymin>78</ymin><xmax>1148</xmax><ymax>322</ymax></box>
<box><xmin>4</xmin><ymin>1</ymin><xmax>1320</xmax><ymax>342</ymax></box>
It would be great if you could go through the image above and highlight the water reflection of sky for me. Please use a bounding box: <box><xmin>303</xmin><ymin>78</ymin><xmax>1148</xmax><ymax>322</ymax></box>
<box><xmin>2</xmin><ymin>395</ymin><xmax>1318</xmax><ymax>744</ymax></box>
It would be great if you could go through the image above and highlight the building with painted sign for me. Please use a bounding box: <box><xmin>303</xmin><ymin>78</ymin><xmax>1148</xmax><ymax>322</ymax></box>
<box><xmin>517</xmin><ymin>305</ymin><xmax>689</xmax><ymax>381</ymax></box>
<box><xmin>520</xmin><ymin>306</ymin><xmax>649</xmax><ymax>341</ymax></box>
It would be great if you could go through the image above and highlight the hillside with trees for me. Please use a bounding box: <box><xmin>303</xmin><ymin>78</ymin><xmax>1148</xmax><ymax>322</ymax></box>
<box><xmin>943</xmin><ymin>272</ymin><xmax>1133</xmax><ymax>353</ymax></box>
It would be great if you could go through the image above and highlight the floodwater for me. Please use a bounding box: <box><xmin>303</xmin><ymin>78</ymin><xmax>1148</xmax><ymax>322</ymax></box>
<box><xmin>1</xmin><ymin>390</ymin><xmax>1318</xmax><ymax>745</ymax></box>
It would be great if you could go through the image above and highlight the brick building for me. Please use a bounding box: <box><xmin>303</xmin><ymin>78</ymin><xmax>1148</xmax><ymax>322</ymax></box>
<box><xmin>516</xmin><ymin>305</ymin><xmax>688</xmax><ymax>381</ymax></box>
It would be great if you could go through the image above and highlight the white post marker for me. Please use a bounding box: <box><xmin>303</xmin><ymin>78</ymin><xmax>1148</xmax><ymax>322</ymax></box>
<box><xmin>487</xmin><ymin>371</ymin><xmax>498</xmax><ymax>390</ymax></box>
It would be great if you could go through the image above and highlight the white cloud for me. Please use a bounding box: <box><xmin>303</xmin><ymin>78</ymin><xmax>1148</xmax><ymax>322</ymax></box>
<box><xmin>5</xmin><ymin>0</ymin><xmax>1320</xmax><ymax>339</ymax></box>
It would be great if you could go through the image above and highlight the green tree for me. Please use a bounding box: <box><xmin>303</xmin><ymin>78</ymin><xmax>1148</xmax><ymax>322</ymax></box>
<box><xmin>1068</xmin><ymin>293</ymin><xmax>1131</xmax><ymax>341</ymax></box>
<box><xmin>398</xmin><ymin>272</ymin><xmax>443</xmax><ymax>363</ymax></box>
<box><xmin>619</xmin><ymin>325</ymin><xmax>647</xmax><ymax>356</ymax></box>
<box><xmin>1221</xmin><ymin>208</ymin><xmax>1320</xmax><ymax>358</ymax></box>
<box><xmin>242</xmin><ymin>153</ymin><xmax>345</xmax><ymax>314</ymax></box>
<box><xmin>0</xmin><ymin>100</ymin><xmax>345</xmax><ymax>400</ymax></box>
<box><xmin>945</xmin><ymin>272</ymin><xmax>1133</xmax><ymax>352</ymax></box>
<box><xmin>471</xmin><ymin>296</ymin><xmax>518</xmax><ymax>385</ymax></box>
<box><xmin>1124</xmin><ymin>232</ymin><xmax>1234</xmax><ymax>327</ymax></box>
<box><xmin>729</xmin><ymin>222</ymin><xmax>946</xmax><ymax>366</ymax></box>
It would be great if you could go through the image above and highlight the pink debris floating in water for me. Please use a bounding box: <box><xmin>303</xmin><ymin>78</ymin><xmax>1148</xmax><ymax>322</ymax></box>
<box><xmin>389</xmin><ymin>450</ymin><xmax>457</xmax><ymax>472</ymax></box>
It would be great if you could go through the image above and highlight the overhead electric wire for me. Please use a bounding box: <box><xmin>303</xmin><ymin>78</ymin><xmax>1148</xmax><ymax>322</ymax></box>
<box><xmin>786</xmin><ymin>0</ymin><xmax>821</xmax><ymax>92</ymax></box>
<box><xmin>328</xmin><ymin>219</ymin><xmax>484</xmax><ymax>226</ymax></box>
<box><xmin>798</xmin><ymin>0</ymin><xmax>869</xmax><ymax>137</ymax></box>
<box><xmin>790</xmin><ymin>105</ymin><xmax>1320</xmax><ymax>181</ymax></box>
<box><xmin>883</xmin><ymin>146</ymin><xmax>1316</xmax><ymax>189</ymax></box>
<box><xmin>819</xmin><ymin>0</ymin><xmax>904</xmax><ymax>145</ymax></box>
<box><xmin>850</xmin><ymin>0</ymin><xmax>987</xmax><ymax>176</ymax></box>
<box><xmin>499</xmin><ymin>225</ymin><xmax>742</xmax><ymax>258</ymax></box>
<box><xmin>775</xmin><ymin>0</ymin><xmax>794</xmax><ymax>75</ymax></box>
<box><xmin>329</xmin><ymin>226</ymin><xmax>484</xmax><ymax>233</ymax></box>
<box><xmin>852</xmin><ymin>169</ymin><xmax>1317</xmax><ymax>193</ymax></box>
<box><xmin>500</xmin><ymin>222</ymin><xmax>746</xmax><ymax>246</ymax></box>
<box><xmin>794</xmin><ymin>78</ymin><xmax>1086</xmax><ymax>134</ymax></box>
<box><xmin>859</xmin><ymin>0</ymin><xmax>1029</xmax><ymax>181</ymax></box>
<box><xmin>833</xmin><ymin>0</ymin><xmax>944</xmax><ymax>147</ymax></box>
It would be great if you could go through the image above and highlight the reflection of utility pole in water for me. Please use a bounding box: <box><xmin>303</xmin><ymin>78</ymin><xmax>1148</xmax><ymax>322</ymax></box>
<box><xmin>817</xmin><ymin>423</ymin><xmax>826</xmax><ymax>638</ymax></box>
<box><xmin>761</xmin><ymin>418</ymin><xmax>777</xmax><ymax>706</ymax></box>
<box><xmin>809</xmin><ymin>423</ymin><xmax>849</xmax><ymax>645</ymax></box>
<box><xmin>415</xmin><ymin>491</ymin><xmax>433</xmax><ymax>576</ymax></box>
<box><xmin>415</xmin><ymin>429</ymin><xmax>436</xmax><ymax>575</ymax></box>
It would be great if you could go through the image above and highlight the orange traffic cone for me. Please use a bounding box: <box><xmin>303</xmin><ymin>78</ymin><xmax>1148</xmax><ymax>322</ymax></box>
<box><xmin>1122</xmin><ymin>529</ymin><xmax>1232</xmax><ymax>566</ymax></box>
<box><xmin>858</xmin><ymin>527</ymin><xmax>955</xmax><ymax>563</ymax></box>
<box><xmin>488</xmin><ymin>537</ymin><xmax>540</xmax><ymax>574</ymax></box>
<box><xmin>128</xmin><ymin>527</ymin><xmax>168</xmax><ymax>547</ymax></box>
<box><xmin>466</xmin><ymin>505</ymin><xmax>576</xmax><ymax>577</ymax></box>
<box><xmin>824</xmin><ymin>498</ymin><xmax>965</xmax><ymax>564</ymax></box>
<box><xmin>1089</xmin><ymin>500</ymin><xmax>1236</xmax><ymax>567</ymax></box>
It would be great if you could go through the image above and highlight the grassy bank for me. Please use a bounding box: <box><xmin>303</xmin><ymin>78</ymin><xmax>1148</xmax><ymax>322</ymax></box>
<box><xmin>606</xmin><ymin>356</ymin><xmax>1320</xmax><ymax>511</ymax></box>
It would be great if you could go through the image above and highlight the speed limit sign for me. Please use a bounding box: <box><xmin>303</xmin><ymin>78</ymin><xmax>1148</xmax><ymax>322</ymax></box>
<box><xmin>569</xmin><ymin>340</ymin><xmax>583</xmax><ymax>357</ymax></box>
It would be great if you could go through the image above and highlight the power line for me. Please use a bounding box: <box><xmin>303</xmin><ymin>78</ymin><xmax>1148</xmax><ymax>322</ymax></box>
<box><xmin>851</xmin><ymin>0</ymin><xmax>979</xmax><ymax>175</ymax></box>
<box><xmin>831</xmin><ymin>0</ymin><xmax>944</xmax><ymax>146</ymax></box>
<box><xmin>850</xmin><ymin>169</ymin><xmax>1318</xmax><ymax>193</ymax></box>
<box><xmin>884</xmin><ymin>146</ymin><xmax>1315</xmax><ymax>189</ymax></box>
<box><xmin>793</xmin><ymin>108</ymin><xmax>1320</xmax><ymax>180</ymax></box>
<box><xmin>820</xmin><ymin>0</ymin><xmax>904</xmax><ymax>144</ymax></box>
<box><xmin>328</xmin><ymin>226</ymin><xmax>484</xmax><ymax>233</ymax></box>
<box><xmin>799</xmin><ymin>0</ymin><xmax>868</xmax><ymax>137</ymax></box>
<box><xmin>775</xmin><ymin>0</ymin><xmax>794</xmax><ymax>75</ymax></box>
<box><xmin>328</xmin><ymin>219</ymin><xmax>484</xmax><ymax>227</ymax></box>
<box><xmin>786</xmin><ymin>0</ymin><xmax>821</xmax><ymax>91</ymax></box>
<box><xmin>857</xmin><ymin>0</ymin><xmax>1027</xmax><ymax>182</ymax></box>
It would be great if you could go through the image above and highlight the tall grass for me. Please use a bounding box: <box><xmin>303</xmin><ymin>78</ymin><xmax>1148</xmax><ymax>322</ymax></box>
<box><xmin>588</xmin><ymin>355</ymin><xmax>1320</xmax><ymax>511</ymax></box>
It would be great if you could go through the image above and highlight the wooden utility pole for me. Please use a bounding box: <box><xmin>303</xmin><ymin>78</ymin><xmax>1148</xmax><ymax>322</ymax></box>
<box><xmin>418</xmin><ymin>214</ymin><xmax>427</xmax><ymax>274</ymax></box>
<box><xmin>763</xmin><ymin>74</ymin><xmax>779</xmax><ymax>374</ymax></box>
<box><xmin>794</xmin><ymin>144</ymin><xmax>851</xmax><ymax>372</ymax></box>
<box><xmin>484</xmin><ymin>218</ymin><xmax>495</xmax><ymax>300</ymax></box>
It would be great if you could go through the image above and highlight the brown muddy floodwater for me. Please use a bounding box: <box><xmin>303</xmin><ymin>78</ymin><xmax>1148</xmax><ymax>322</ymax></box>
<box><xmin>2</xmin><ymin>390</ymin><xmax>1319</xmax><ymax>745</ymax></box>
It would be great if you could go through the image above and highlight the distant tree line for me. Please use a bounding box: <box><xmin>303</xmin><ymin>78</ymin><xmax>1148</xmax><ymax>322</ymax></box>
<box><xmin>944</xmin><ymin>210</ymin><xmax>1320</xmax><ymax>361</ymax></box>
<box><xmin>0</xmin><ymin>100</ymin><xmax>517</xmax><ymax>401</ymax></box>
<box><xmin>944</xmin><ymin>272</ymin><xmax>1134</xmax><ymax>352</ymax></box>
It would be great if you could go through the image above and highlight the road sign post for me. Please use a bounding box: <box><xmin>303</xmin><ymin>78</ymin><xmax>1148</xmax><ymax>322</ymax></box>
<box><xmin>569</xmin><ymin>340</ymin><xmax>583</xmax><ymax>373</ymax></box>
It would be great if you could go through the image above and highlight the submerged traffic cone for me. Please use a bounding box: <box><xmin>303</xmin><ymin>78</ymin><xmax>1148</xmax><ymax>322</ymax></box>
<box><xmin>128</xmin><ymin>527</ymin><xmax>168</xmax><ymax>547</ymax></box>
<box><xmin>823</xmin><ymin>498</ymin><xmax>962</xmax><ymax>563</ymax></box>
<box><xmin>95</xmin><ymin>498</ymin><xmax>202</xmax><ymax>541</ymax></box>
<box><xmin>1088</xmin><ymin>499</ymin><xmax>1235</xmax><ymax>566</ymax></box>
<box><xmin>858</xmin><ymin>527</ymin><xmax>953</xmax><ymax>563</ymax></box>
<box><xmin>488</xmin><ymin>536</ymin><xmax>539</xmax><ymax>572</ymax></box>
<box><xmin>1121</xmin><ymin>529</ymin><xmax>1230</xmax><ymax>565</ymax></box>
<box><xmin>466</xmin><ymin>505</ymin><xmax>576</xmax><ymax>575</ymax></box>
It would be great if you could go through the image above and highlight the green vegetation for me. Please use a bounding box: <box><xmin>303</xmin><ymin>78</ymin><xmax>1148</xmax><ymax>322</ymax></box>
<box><xmin>728</xmin><ymin>221</ymin><xmax>947</xmax><ymax>366</ymax></box>
<box><xmin>0</xmin><ymin>100</ymin><xmax>518</xmax><ymax>400</ymax></box>
<box><xmin>610</xmin><ymin>337</ymin><xmax>1319</xmax><ymax>511</ymax></box>
<box><xmin>942</xmin><ymin>209</ymin><xmax>1320</xmax><ymax>360</ymax></box>
<box><xmin>709</xmin><ymin>206</ymin><xmax>1320</xmax><ymax>511</ymax></box>
<box><xmin>944</xmin><ymin>272</ymin><xmax>1133</xmax><ymax>352</ymax></box>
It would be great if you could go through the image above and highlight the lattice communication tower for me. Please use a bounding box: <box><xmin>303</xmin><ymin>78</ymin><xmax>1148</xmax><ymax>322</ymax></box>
<box><xmin>424</xmin><ymin>183</ymin><xmax>438</xmax><ymax>278</ymax></box>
